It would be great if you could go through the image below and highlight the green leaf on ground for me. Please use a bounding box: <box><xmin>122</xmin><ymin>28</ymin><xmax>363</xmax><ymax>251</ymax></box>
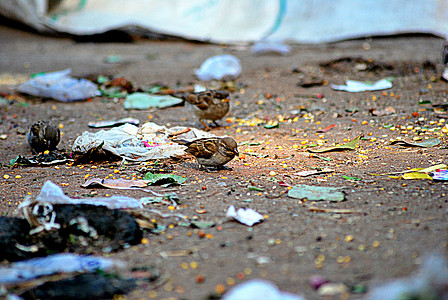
<box><xmin>143</xmin><ymin>172</ymin><xmax>187</xmax><ymax>185</ymax></box>
<box><xmin>124</xmin><ymin>93</ymin><xmax>183</xmax><ymax>109</ymax></box>
<box><xmin>288</xmin><ymin>184</ymin><xmax>345</xmax><ymax>201</ymax></box>
<box><xmin>308</xmin><ymin>135</ymin><xmax>362</xmax><ymax>153</ymax></box>
<box><xmin>190</xmin><ymin>220</ymin><xmax>215</xmax><ymax>229</ymax></box>
<box><xmin>342</xmin><ymin>175</ymin><xmax>362</xmax><ymax>181</ymax></box>
<box><xmin>249</xmin><ymin>186</ymin><xmax>264</xmax><ymax>191</ymax></box>
<box><xmin>390</xmin><ymin>138</ymin><xmax>441</xmax><ymax>148</ymax></box>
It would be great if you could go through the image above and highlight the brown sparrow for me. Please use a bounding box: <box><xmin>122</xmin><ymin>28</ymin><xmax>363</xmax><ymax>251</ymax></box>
<box><xmin>173</xmin><ymin>90</ymin><xmax>230</xmax><ymax>130</ymax></box>
<box><xmin>27</xmin><ymin>121</ymin><xmax>60</xmax><ymax>154</ymax></box>
<box><xmin>176</xmin><ymin>137</ymin><xmax>239</xmax><ymax>169</ymax></box>
<box><xmin>443</xmin><ymin>40</ymin><xmax>448</xmax><ymax>65</ymax></box>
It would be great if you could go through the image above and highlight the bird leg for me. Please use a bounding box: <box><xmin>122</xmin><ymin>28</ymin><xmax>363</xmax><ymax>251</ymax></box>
<box><xmin>211</xmin><ymin>120</ymin><xmax>222</xmax><ymax>128</ymax></box>
<box><xmin>200</xmin><ymin>165</ymin><xmax>232</xmax><ymax>172</ymax></box>
<box><xmin>200</xmin><ymin>119</ymin><xmax>212</xmax><ymax>131</ymax></box>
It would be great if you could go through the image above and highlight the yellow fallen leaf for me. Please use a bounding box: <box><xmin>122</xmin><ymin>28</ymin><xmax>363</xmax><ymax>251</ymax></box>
<box><xmin>402</xmin><ymin>172</ymin><xmax>432</xmax><ymax>180</ymax></box>
<box><xmin>418</xmin><ymin>164</ymin><xmax>447</xmax><ymax>173</ymax></box>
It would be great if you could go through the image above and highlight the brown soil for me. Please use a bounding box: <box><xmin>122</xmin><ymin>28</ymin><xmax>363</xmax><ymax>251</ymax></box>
<box><xmin>0</xmin><ymin>24</ymin><xmax>447</xmax><ymax>299</ymax></box>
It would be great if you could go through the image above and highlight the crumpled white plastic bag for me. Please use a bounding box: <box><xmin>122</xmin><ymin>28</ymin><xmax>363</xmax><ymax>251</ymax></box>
<box><xmin>367</xmin><ymin>253</ymin><xmax>448</xmax><ymax>300</ymax></box>
<box><xmin>223</xmin><ymin>279</ymin><xmax>306</xmax><ymax>300</ymax></box>
<box><xmin>226</xmin><ymin>205</ymin><xmax>264</xmax><ymax>226</ymax></box>
<box><xmin>195</xmin><ymin>54</ymin><xmax>241</xmax><ymax>81</ymax></box>
<box><xmin>18</xmin><ymin>69</ymin><xmax>99</xmax><ymax>102</ymax></box>
<box><xmin>330</xmin><ymin>78</ymin><xmax>392</xmax><ymax>92</ymax></box>
<box><xmin>72</xmin><ymin>122</ymin><xmax>214</xmax><ymax>161</ymax></box>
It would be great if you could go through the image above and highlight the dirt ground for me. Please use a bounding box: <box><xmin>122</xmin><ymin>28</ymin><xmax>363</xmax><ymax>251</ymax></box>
<box><xmin>0</xmin><ymin>23</ymin><xmax>447</xmax><ymax>300</ymax></box>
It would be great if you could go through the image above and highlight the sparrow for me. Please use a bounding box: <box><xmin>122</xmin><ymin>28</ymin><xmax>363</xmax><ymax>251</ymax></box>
<box><xmin>27</xmin><ymin>121</ymin><xmax>60</xmax><ymax>154</ymax></box>
<box><xmin>443</xmin><ymin>40</ymin><xmax>448</xmax><ymax>65</ymax></box>
<box><xmin>442</xmin><ymin>41</ymin><xmax>448</xmax><ymax>81</ymax></box>
<box><xmin>176</xmin><ymin>137</ymin><xmax>239</xmax><ymax>169</ymax></box>
<box><xmin>173</xmin><ymin>90</ymin><xmax>230</xmax><ymax>130</ymax></box>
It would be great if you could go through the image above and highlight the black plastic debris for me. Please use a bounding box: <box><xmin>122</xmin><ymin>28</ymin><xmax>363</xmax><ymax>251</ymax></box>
<box><xmin>20</xmin><ymin>273</ymin><xmax>136</xmax><ymax>300</ymax></box>
<box><xmin>9</xmin><ymin>150</ymin><xmax>73</xmax><ymax>167</ymax></box>
<box><xmin>0</xmin><ymin>204</ymin><xmax>142</xmax><ymax>262</ymax></box>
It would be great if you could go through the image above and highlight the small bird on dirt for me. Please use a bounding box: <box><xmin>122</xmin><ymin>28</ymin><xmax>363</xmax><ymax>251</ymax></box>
<box><xmin>27</xmin><ymin>121</ymin><xmax>60</xmax><ymax>154</ymax></box>
<box><xmin>173</xmin><ymin>90</ymin><xmax>230</xmax><ymax>130</ymax></box>
<box><xmin>442</xmin><ymin>41</ymin><xmax>448</xmax><ymax>80</ymax></box>
<box><xmin>176</xmin><ymin>136</ymin><xmax>239</xmax><ymax>169</ymax></box>
<box><xmin>443</xmin><ymin>40</ymin><xmax>448</xmax><ymax>65</ymax></box>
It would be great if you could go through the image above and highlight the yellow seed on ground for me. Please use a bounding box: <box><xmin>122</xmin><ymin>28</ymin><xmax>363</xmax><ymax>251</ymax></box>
<box><xmin>190</xmin><ymin>261</ymin><xmax>198</xmax><ymax>269</ymax></box>
<box><xmin>180</xmin><ymin>262</ymin><xmax>188</xmax><ymax>269</ymax></box>
<box><xmin>15</xmin><ymin>175</ymin><xmax>22</xmax><ymax>179</ymax></box>
<box><xmin>373</xmin><ymin>241</ymin><xmax>380</xmax><ymax>247</ymax></box>
<box><xmin>345</xmin><ymin>235</ymin><xmax>354</xmax><ymax>242</ymax></box>
<box><xmin>3</xmin><ymin>174</ymin><xmax>10</xmax><ymax>179</ymax></box>
<box><xmin>215</xmin><ymin>284</ymin><xmax>226</xmax><ymax>294</ymax></box>
<box><xmin>226</xmin><ymin>277</ymin><xmax>235</xmax><ymax>286</ymax></box>
<box><xmin>175</xmin><ymin>286</ymin><xmax>185</xmax><ymax>294</ymax></box>
<box><xmin>141</xmin><ymin>238</ymin><xmax>149</xmax><ymax>244</ymax></box>
<box><xmin>148</xmin><ymin>290</ymin><xmax>157</xmax><ymax>298</ymax></box>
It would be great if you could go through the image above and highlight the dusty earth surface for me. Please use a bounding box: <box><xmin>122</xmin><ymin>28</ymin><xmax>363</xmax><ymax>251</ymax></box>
<box><xmin>0</xmin><ymin>23</ymin><xmax>448</xmax><ymax>300</ymax></box>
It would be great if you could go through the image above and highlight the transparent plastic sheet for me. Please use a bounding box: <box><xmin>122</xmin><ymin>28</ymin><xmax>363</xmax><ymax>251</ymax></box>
<box><xmin>18</xmin><ymin>69</ymin><xmax>99</xmax><ymax>102</ymax></box>
<box><xmin>18</xmin><ymin>180</ymin><xmax>144</xmax><ymax>210</ymax></box>
<box><xmin>0</xmin><ymin>253</ymin><xmax>125</xmax><ymax>285</ymax></box>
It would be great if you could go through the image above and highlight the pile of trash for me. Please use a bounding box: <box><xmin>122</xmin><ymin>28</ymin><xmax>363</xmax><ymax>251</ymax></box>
<box><xmin>0</xmin><ymin>180</ymin><xmax>184</xmax><ymax>298</ymax></box>
<box><xmin>72</xmin><ymin>121</ymin><xmax>215</xmax><ymax>162</ymax></box>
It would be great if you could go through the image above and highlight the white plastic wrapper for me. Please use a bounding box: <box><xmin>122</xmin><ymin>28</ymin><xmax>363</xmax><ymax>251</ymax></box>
<box><xmin>18</xmin><ymin>69</ymin><xmax>99</xmax><ymax>102</ymax></box>
<box><xmin>72</xmin><ymin>122</ymin><xmax>214</xmax><ymax>161</ymax></box>
<box><xmin>226</xmin><ymin>205</ymin><xmax>264</xmax><ymax>226</ymax></box>
<box><xmin>330</xmin><ymin>79</ymin><xmax>392</xmax><ymax>92</ymax></box>
<box><xmin>195</xmin><ymin>54</ymin><xmax>241</xmax><ymax>81</ymax></box>
<box><xmin>250</xmin><ymin>41</ymin><xmax>291</xmax><ymax>55</ymax></box>
<box><xmin>223</xmin><ymin>279</ymin><xmax>306</xmax><ymax>300</ymax></box>
<box><xmin>0</xmin><ymin>253</ymin><xmax>125</xmax><ymax>285</ymax></box>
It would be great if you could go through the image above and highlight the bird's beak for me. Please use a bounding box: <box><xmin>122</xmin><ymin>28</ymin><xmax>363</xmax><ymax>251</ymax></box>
<box><xmin>234</xmin><ymin>148</ymin><xmax>239</xmax><ymax>155</ymax></box>
<box><xmin>222</xmin><ymin>98</ymin><xmax>231</xmax><ymax>103</ymax></box>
